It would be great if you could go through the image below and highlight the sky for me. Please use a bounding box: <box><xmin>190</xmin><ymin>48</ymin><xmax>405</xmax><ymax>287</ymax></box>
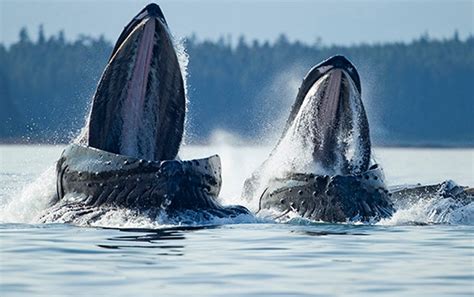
<box><xmin>1</xmin><ymin>0</ymin><xmax>473</xmax><ymax>46</ymax></box>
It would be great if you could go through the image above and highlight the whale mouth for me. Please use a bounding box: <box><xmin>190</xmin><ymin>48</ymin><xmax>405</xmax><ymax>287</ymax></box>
<box><xmin>87</xmin><ymin>3</ymin><xmax>185</xmax><ymax>162</ymax></box>
<box><xmin>278</xmin><ymin>55</ymin><xmax>371</xmax><ymax>176</ymax></box>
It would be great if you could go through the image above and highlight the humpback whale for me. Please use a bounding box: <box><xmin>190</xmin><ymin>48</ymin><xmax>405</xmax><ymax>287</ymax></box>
<box><xmin>243</xmin><ymin>55</ymin><xmax>472</xmax><ymax>222</ymax></box>
<box><xmin>40</xmin><ymin>4</ymin><xmax>249</xmax><ymax>223</ymax></box>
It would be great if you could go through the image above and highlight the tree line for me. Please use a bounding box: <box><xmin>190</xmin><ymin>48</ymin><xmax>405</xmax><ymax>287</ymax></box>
<box><xmin>1</xmin><ymin>27</ymin><xmax>473</xmax><ymax>146</ymax></box>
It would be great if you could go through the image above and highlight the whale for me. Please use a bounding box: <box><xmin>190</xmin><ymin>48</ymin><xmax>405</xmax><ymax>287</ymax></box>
<box><xmin>242</xmin><ymin>55</ymin><xmax>472</xmax><ymax>222</ymax></box>
<box><xmin>40</xmin><ymin>4</ymin><xmax>249</xmax><ymax>224</ymax></box>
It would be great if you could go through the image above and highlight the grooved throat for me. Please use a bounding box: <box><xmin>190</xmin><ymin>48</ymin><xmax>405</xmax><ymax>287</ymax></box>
<box><xmin>120</xmin><ymin>18</ymin><xmax>156</xmax><ymax>157</ymax></box>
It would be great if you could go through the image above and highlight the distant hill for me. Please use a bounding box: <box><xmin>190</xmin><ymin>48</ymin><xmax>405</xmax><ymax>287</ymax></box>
<box><xmin>1</xmin><ymin>28</ymin><xmax>473</xmax><ymax>146</ymax></box>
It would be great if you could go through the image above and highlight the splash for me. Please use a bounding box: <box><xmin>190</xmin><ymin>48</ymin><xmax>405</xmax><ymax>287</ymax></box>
<box><xmin>38</xmin><ymin>201</ymin><xmax>261</xmax><ymax>229</ymax></box>
<box><xmin>254</xmin><ymin>64</ymin><xmax>306</xmax><ymax>146</ymax></box>
<box><xmin>0</xmin><ymin>166</ymin><xmax>56</xmax><ymax>224</ymax></box>
<box><xmin>173</xmin><ymin>36</ymin><xmax>190</xmax><ymax>146</ymax></box>
<box><xmin>378</xmin><ymin>195</ymin><xmax>474</xmax><ymax>225</ymax></box>
<box><xmin>341</xmin><ymin>72</ymin><xmax>367</xmax><ymax>171</ymax></box>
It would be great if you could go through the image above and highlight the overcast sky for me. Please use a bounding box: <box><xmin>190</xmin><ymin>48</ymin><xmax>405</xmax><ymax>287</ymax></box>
<box><xmin>1</xmin><ymin>0</ymin><xmax>473</xmax><ymax>46</ymax></box>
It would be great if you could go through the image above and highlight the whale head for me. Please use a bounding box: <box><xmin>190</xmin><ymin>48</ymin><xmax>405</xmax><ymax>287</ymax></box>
<box><xmin>86</xmin><ymin>3</ymin><xmax>185</xmax><ymax>161</ymax></box>
<box><xmin>242</xmin><ymin>55</ymin><xmax>373</xmax><ymax>204</ymax></box>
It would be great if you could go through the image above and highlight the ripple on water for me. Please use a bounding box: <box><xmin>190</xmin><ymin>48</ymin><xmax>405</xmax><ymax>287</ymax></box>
<box><xmin>1</xmin><ymin>146</ymin><xmax>473</xmax><ymax>296</ymax></box>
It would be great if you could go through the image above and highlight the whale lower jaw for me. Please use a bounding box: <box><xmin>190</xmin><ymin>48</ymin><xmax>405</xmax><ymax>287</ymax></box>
<box><xmin>256</xmin><ymin>167</ymin><xmax>395</xmax><ymax>223</ymax></box>
<box><xmin>40</xmin><ymin>144</ymin><xmax>249</xmax><ymax>224</ymax></box>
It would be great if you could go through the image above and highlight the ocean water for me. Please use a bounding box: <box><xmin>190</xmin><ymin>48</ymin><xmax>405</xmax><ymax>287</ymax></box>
<box><xmin>0</xmin><ymin>145</ymin><xmax>473</xmax><ymax>296</ymax></box>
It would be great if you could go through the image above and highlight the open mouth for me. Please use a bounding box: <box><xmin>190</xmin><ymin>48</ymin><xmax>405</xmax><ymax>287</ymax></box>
<box><xmin>87</xmin><ymin>3</ymin><xmax>185</xmax><ymax>162</ymax></box>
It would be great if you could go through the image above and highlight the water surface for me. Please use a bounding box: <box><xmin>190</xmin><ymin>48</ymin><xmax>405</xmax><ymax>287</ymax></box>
<box><xmin>0</xmin><ymin>145</ymin><xmax>473</xmax><ymax>296</ymax></box>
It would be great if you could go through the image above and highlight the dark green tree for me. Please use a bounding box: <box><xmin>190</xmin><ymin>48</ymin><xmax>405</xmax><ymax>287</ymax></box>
<box><xmin>0</xmin><ymin>27</ymin><xmax>473</xmax><ymax>146</ymax></box>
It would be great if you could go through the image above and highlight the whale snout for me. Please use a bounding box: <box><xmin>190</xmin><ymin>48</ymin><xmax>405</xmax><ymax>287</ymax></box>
<box><xmin>318</xmin><ymin>55</ymin><xmax>361</xmax><ymax>93</ymax></box>
<box><xmin>109</xmin><ymin>3</ymin><xmax>168</xmax><ymax>59</ymax></box>
<box><xmin>143</xmin><ymin>3</ymin><xmax>166</xmax><ymax>18</ymax></box>
<box><xmin>145</xmin><ymin>3</ymin><xmax>168</xmax><ymax>25</ymax></box>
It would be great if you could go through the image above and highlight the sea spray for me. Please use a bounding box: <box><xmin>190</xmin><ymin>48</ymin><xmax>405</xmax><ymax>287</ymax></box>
<box><xmin>173</xmin><ymin>36</ymin><xmax>190</xmax><ymax>146</ymax></box>
<box><xmin>0</xmin><ymin>166</ymin><xmax>56</xmax><ymax>223</ymax></box>
<box><xmin>254</xmin><ymin>64</ymin><xmax>306</xmax><ymax>146</ymax></box>
<box><xmin>378</xmin><ymin>195</ymin><xmax>474</xmax><ymax>225</ymax></box>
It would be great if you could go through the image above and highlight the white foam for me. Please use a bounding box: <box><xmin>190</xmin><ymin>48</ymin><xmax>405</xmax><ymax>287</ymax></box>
<box><xmin>379</xmin><ymin>197</ymin><xmax>474</xmax><ymax>225</ymax></box>
<box><xmin>40</xmin><ymin>205</ymin><xmax>264</xmax><ymax>229</ymax></box>
<box><xmin>0</xmin><ymin>166</ymin><xmax>56</xmax><ymax>224</ymax></box>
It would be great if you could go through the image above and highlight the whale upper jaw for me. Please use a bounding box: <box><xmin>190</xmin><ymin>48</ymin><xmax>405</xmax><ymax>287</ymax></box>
<box><xmin>86</xmin><ymin>3</ymin><xmax>185</xmax><ymax>162</ymax></box>
<box><xmin>281</xmin><ymin>55</ymin><xmax>371</xmax><ymax>176</ymax></box>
